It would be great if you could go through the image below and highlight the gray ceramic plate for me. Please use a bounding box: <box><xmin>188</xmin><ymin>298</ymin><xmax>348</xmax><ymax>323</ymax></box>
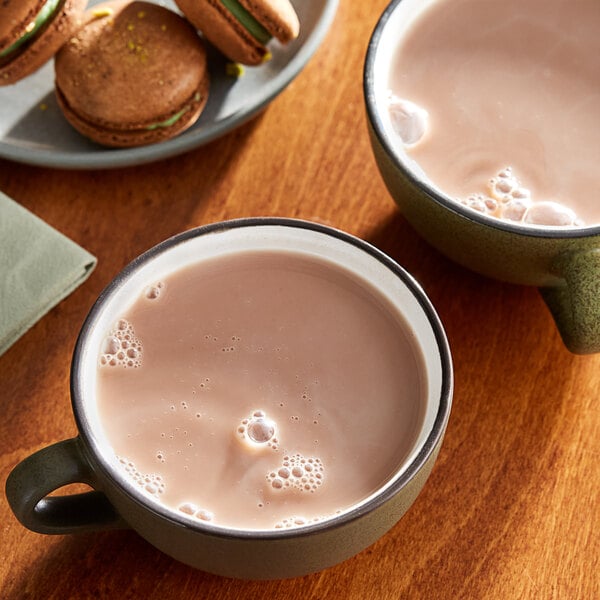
<box><xmin>0</xmin><ymin>0</ymin><xmax>337</xmax><ymax>169</ymax></box>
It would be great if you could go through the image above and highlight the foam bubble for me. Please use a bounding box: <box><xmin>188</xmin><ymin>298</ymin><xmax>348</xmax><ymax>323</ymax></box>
<box><xmin>267</xmin><ymin>453</ymin><xmax>324</xmax><ymax>493</ymax></box>
<box><xmin>459</xmin><ymin>167</ymin><xmax>581</xmax><ymax>227</ymax></box>
<box><xmin>118</xmin><ymin>456</ymin><xmax>165</xmax><ymax>497</ymax></box>
<box><xmin>144</xmin><ymin>281</ymin><xmax>164</xmax><ymax>300</ymax></box>
<box><xmin>524</xmin><ymin>201</ymin><xmax>578</xmax><ymax>226</ymax></box>
<box><xmin>102</xmin><ymin>336</ymin><xmax>120</xmax><ymax>355</ymax></box>
<box><xmin>501</xmin><ymin>199</ymin><xmax>529</xmax><ymax>221</ymax></box>
<box><xmin>178</xmin><ymin>502</ymin><xmax>197</xmax><ymax>515</ymax></box>
<box><xmin>237</xmin><ymin>410</ymin><xmax>278</xmax><ymax>450</ymax></box>
<box><xmin>177</xmin><ymin>503</ymin><xmax>214</xmax><ymax>522</ymax></box>
<box><xmin>196</xmin><ymin>509</ymin><xmax>213</xmax><ymax>522</ymax></box>
<box><xmin>99</xmin><ymin>319</ymin><xmax>143</xmax><ymax>368</ymax></box>
<box><xmin>248</xmin><ymin>418</ymin><xmax>274</xmax><ymax>443</ymax></box>
<box><xmin>273</xmin><ymin>515</ymin><xmax>324</xmax><ymax>529</ymax></box>
<box><xmin>465</xmin><ymin>195</ymin><xmax>487</xmax><ymax>213</ymax></box>
<box><xmin>487</xmin><ymin>168</ymin><xmax>531</xmax><ymax>205</ymax></box>
<box><xmin>387</xmin><ymin>94</ymin><xmax>429</xmax><ymax>145</ymax></box>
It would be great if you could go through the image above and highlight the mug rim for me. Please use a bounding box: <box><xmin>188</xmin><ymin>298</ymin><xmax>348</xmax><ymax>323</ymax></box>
<box><xmin>363</xmin><ymin>0</ymin><xmax>600</xmax><ymax>240</ymax></box>
<box><xmin>71</xmin><ymin>217</ymin><xmax>453</xmax><ymax>540</ymax></box>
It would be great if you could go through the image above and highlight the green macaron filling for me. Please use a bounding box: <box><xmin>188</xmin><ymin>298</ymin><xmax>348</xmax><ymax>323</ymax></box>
<box><xmin>145</xmin><ymin>107</ymin><xmax>190</xmax><ymax>131</ymax></box>
<box><xmin>145</xmin><ymin>92</ymin><xmax>203</xmax><ymax>131</ymax></box>
<box><xmin>0</xmin><ymin>0</ymin><xmax>63</xmax><ymax>59</ymax></box>
<box><xmin>220</xmin><ymin>0</ymin><xmax>272</xmax><ymax>45</ymax></box>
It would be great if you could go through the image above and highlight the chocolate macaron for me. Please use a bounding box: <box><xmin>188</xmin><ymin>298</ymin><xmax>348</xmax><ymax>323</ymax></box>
<box><xmin>0</xmin><ymin>0</ymin><xmax>88</xmax><ymax>85</ymax></box>
<box><xmin>54</xmin><ymin>1</ymin><xmax>210</xmax><ymax>147</ymax></box>
<box><xmin>175</xmin><ymin>0</ymin><xmax>300</xmax><ymax>66</ymax></box>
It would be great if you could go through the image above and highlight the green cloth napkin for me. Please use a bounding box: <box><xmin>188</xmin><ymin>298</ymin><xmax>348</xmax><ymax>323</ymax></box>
<box><xmin>0</xmin><ymin>191</ymin><xmax>97</xmax><ymax>356</ymax></box>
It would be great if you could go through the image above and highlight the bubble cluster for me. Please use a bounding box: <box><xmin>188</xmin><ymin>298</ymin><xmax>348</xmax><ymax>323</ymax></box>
<box><xmin>118</xmin><ymin>457</ymin><xmax>165</xmax><ymax>496</ymax></box>
<box><xmin>237</xmin><ymin>410</ymin><xmax>279</xmax><ymax>450</ymax></box>
<box><xmin>144</xmin><ymin>281</ymin><xmax>165</xmax><ymax>300</ymax></box>
<box><xmin>458</xmin><ymin>167</ymin><xmax>582</xmax><ymax>226</ymax></box>
<box><xmin>273</xmin><ymin>515</ymin><xmax>324</xmax><ymax>529</ymax></box>
<box><xmin>386</xmin><ymin>93</ymin><xmax>429</xmax><ymax>145</ymax></box>
<box><xmin>197</xmin><ymin>377</ymin><xmax>211</xmax><ymax>392</ymax></box>
<box><xmin>99</xmin><ymin>319</ymin><xmax>142</xmax><ymax>368</ymax></box>
<box><xmin>202</xmin><ymin>333</ymin><xmax>243</xmax><ymax>354</ymax></box>
<box><xmin>177</xmin><ymin>502</ymin><xmax>214</xmax><ymax>522</ymax></box>
<box><xmin>266</xmin><ymin>454</ymin><xmax>324</xmax><ymax>493</ymax></box>
<box><xmin>221</xmin><ymin>335</ymin><xmax>241</xmax><ymax>353</ymax></box>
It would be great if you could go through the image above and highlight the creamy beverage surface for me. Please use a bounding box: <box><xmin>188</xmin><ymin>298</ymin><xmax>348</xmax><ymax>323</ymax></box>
<box><xmin>386</xmin><ymin>0</ymin><xmax>600</xmax><ymax>227</ymax></box>
<box><xmin>96</xmin><ymin>251</ymin><xmax>426</xmax><ymax>530</ymax></box>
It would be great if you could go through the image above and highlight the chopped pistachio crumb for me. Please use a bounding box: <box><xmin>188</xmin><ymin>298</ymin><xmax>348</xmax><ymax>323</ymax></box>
<box><xmin>225</xmin><ymin>62</ymin><xmax>245</xmax><ymax>78</ymax></box>
<box><xmin>39</xmin><ymin>103</ymin><xmax>48</xmax><ymax>111</ymax></box>
<box><xmin>137</xmin><ymin>11</ymin><xmax>146</xmax><ymax>19</ymax></box>
<box><xmin>161</xmin><ymin>24</ymin><xmax>167</xmax><ymax>31</ymax></box>
<box><xmin>127</xmin><ymin>24</ymin><xmax>135</xmax><ymax>31</ymax></box>
<box><xmin>127</xmin><ymin>40</ymin><xmax>135</xmax><ymax>50</ymax></box>
<box><xmin>262</xmin><ymin>51</ymin><xmax>272</xmax><ymax>63</ymax></box>
<box><xmin>92</xmin><ymin>7</ymin><xmax>114</xmax><ymax>18</ymax></box>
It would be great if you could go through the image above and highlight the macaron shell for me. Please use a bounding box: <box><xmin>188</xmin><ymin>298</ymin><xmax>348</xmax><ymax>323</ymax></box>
<box><xmin>238</xmin><ymin>0</ymin><xmax>299</xmax><ymax>43</ymax></box>
<box><xmin>55</xmin><ymin>77</ymin><xmax>209</xmax><ymax>147</ymax></box>
<box><xmin>175</xmin><ymin>0</ymin><xmax>266</xmax><ymax>65</ymax></box>
<box><xmin>55</xmin><ymin>1</ymin><xmax>209</xmax><ymax>129</ymax></box>
<box><xmin>0</xmin><ymin>0</ymin><xmax>88</xmax><ymax>86</ymax></box>
<box><xmin>0</xmin><ymin>0</ymin><xmax>48</xmax><ymax>51</ymax></box>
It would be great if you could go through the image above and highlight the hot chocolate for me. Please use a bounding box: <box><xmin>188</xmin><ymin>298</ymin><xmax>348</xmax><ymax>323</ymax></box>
<box><xmin>385</xmin><ymin>0</ymin><xmax>600</xmax><ymax>227</ymax></box>
<box><xmin>96</xmin><ymin>249</ymin><xmax>427</xmax><ymax>531</ymax></box>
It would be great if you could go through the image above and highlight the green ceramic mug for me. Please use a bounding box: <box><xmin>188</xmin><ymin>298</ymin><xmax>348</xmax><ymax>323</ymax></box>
<box><xmin>364</xmin><ymin>0</ymin><xmax>600</xmax><ymax>354</ymax></box>
<box><xmin>6</xmin><ymin>218</ymin><xmax>453</xmax><ymax>579</ymax></box>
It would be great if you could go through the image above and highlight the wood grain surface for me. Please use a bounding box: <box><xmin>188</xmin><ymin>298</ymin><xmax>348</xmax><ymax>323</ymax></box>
<box><xmin>1</xmin><ymin>1</ymin><xmax>599</xmax><ymax>598</ymax></box>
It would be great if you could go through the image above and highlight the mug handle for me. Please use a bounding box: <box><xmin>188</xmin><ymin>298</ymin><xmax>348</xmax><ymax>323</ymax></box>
<box><xmin>540</xmin><ymin>248</ymin><xmax>600</xmax><ymax>354</ymax></box>
<box><xmin>5</xmin><ymin>437</ymin><xmax>127</xmax><ymax>534</ymax></box>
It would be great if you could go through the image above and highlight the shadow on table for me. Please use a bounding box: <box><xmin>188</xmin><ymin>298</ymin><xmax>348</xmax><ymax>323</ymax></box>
<box><xmin>5</xmin><ymin>526</ymin><xmax>364</xmax><ymax>599</ymax></box>
<box><xmin>363</xmin><ymin>210</ymin><xmax>585</xmax><ymax>597</ymax></box>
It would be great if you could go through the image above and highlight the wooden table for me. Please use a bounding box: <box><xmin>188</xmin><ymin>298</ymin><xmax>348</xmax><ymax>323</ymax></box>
<box><xmin>1</xmin><ymin>1</ymin><xmax>598</xmax><ymax>598</ymax></box>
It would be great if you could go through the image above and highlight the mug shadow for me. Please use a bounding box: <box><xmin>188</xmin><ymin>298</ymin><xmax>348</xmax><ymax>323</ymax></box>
<box><xmin>5</xmin><ymin>527</ymin><xmax>334</xmax><ymax>599</ymax></box>
<box><xmin>365</xmin><ymin>208</ymin><xmax>485</xmax><ymax>295</ymax></box>
<box><xmin>362</xmin><ymin>211</ymin><xmax>583</xmax><ymax>597</ymax></box>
